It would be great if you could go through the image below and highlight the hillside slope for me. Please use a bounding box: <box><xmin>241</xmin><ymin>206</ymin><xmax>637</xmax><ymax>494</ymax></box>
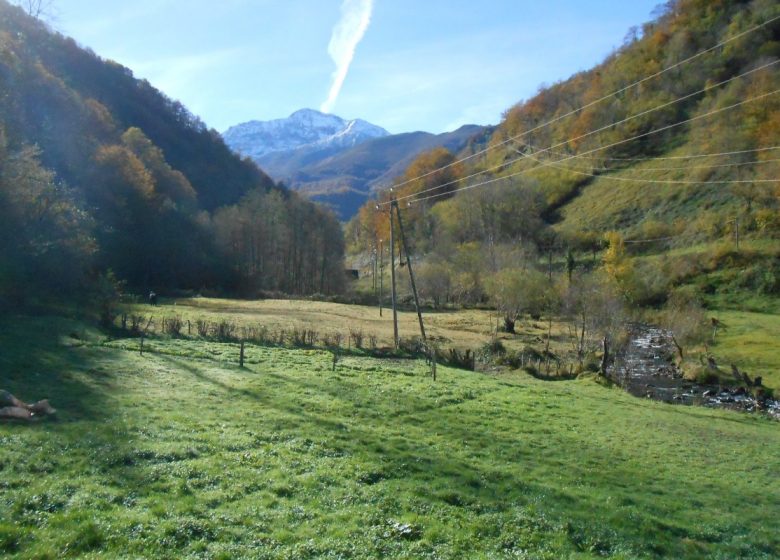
<box><xmin>0</xmin><ymin>1</ymin><xmax>345</xmax><ymax>297</ymax></box>
<box><xmin>297</xmin><ymin>125</ymin><xmax>488</xmax><ymax>219</ymax></box>
<box><xmin>486</xmin><ymin>0</ymin><xmax>780</xmax><ymax>239</ymax></box>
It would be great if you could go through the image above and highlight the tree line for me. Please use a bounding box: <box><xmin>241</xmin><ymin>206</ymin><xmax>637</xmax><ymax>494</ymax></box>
<box><xmin>0</xmin><ymin>1</ymin><xmax>346</xmax><ymax>307</ymax></box>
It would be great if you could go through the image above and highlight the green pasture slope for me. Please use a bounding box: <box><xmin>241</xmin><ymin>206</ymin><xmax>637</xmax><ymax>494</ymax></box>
<box><xmin>0</xmin><ymin>314</ymin><xmax>778</xmax><ymax>559</ymax></box>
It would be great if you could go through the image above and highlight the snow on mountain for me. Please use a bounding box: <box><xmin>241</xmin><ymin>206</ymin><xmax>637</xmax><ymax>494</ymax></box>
<box><xmin>222</xmin><ymin>108</ymin><xmax>389</xmax><ymax>161</ymax></box>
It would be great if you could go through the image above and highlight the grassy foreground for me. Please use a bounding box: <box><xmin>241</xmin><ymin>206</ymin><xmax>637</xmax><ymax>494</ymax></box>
<box><xmin>0</xmin><ymin>313</ymin><xmax>778</xmax><ymax>559</ymax></box>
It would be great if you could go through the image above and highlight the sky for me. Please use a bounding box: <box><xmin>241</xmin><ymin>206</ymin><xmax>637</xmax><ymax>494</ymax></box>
<box><xmin>48</xmin><ymin>0</ymin><xmax>662</xmax><ymax>134</ymax></box>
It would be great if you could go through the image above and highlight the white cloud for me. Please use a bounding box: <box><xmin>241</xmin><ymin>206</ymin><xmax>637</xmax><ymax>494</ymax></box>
<box><xmin>320</xmin><ymin>0</ymin><xmax>373</xmax><ymax>114</ymax></box>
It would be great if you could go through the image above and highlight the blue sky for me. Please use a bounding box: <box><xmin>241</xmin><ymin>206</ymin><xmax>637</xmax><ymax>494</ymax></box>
<box><xmin>51</xmin><ymin>1</ymin><xmax>661</xmax><ymax>134</ymax></box>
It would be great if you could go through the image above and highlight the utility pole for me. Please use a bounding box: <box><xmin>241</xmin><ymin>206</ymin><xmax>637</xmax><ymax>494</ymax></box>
<box><xmin>379</xmin><ymin>239</ymin><xmax>384</xmax><ymax>317</ymax></box>
<box><xmin>389</xmin><ymin>202</ymin><xmax>399</xmax><ymax>348</ymax></box>
<box><xmin>393</xmin><ymin>200</ymin><xmax>426</xmax><ymax>342</ymax></box>
<box><xmin>372</xmin><ymin>245</ymin><xmax>377</xmax><ymax>293</ymax></box>
<box><xmin>728</xmin><ymin>217</ymin><xmax>740</xmax><ymax>251</ymax></box>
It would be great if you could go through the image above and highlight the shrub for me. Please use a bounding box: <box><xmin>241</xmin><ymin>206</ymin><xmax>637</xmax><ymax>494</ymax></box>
<box><xmin>683</xmin><ymin>364</ymin><xmax>719</xmax><ymax>385</ymax></box>
<box><xmin>477</xmin><ymin>339</ymin><xmax>506</xmax><ymax>363</ymax></box>
<box><xmin>446</xmin><ymin>348</ymin><xmax>475</xmax><ymax>370</ymax></box>
<box><xmin>163</xmin><ymin>316</ymin><xmax>183</xmax><ymax>337</ymax></box>
<box><xmin>212</xmin><ymin>320</ymin><xmax>236</xmax><ymax>341</ymax></box>
<box><xmin>322</xmin><ymin>332</ymin><xmax>343</xmax><ymax>349</ymax></box>
<box><xmin>289</xmin><ymin>327</ymin><xmax>307</xmax><ymax>347</ymax></box>
<box><xmin>349</xmin><ymin>328</ymin><xmax>364</xmax><ymax>349</ymax></box>
<box><xmin>130</xmin><ymin>315</ymin><xmax>144</xmax><ymax>334</ymax></box>
<box><xmin>755</xmin><ymin>208</ymin><xmax>780</xmax><ymax>236</ymax></box>
<box><xmin>399</xmin><ymin>337</ymin><xmax>426</xmax><ymax>355</ymax></box>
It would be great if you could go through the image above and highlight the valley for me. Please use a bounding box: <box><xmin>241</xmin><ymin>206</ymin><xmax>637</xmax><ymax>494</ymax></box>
<box><xmin>0</xmin><ymin>0</ymin><xmax>778</xmax><ymax>558</ymax></box>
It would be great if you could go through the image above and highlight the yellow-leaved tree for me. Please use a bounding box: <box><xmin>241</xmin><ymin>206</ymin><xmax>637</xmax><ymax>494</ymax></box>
<box><xmin>602</xmin><ymin>231</ymin><xmax>636</xmax><ymax>299</ymax></box>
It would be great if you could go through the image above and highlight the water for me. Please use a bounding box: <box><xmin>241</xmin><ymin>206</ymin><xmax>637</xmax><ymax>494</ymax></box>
<box><xmin>609</xmin><ymin>324</ymin><xmax>779</xmax><ymax>420</ymax></box>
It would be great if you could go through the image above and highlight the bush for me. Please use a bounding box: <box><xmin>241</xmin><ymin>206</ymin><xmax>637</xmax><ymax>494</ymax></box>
<box><xmin>322</xmin><ymin>332</ymin><xmax>343</xmax><ymax>349</ymax></box>
<box><xmin>289</xmin><ymin>327</ymin><xmax>307</xmax><ymax>347</ymax></box>
<box><xmin>446</xmin><ymin>348</ymin><xmax>475</xmax><ymax>370</ymax></box>
<box><xmin>130</xmin><ymin>315</ymin><xmax>144</xmax><ymax>334</ymax></box>
<box><xmin>212</xmin><ymin>320</ymin><xmax>236</xmax><ymax>341</ymax></box>
<box><xmin>398</xmin><ymin>336</ymin><xmax>426</xmax><ymax>355</ymax></box>
<box><xmin>755</xmin><ymin>208</ymin><xmax>780</xmax><ymax>236</ymax></box>
<box><xmin>163</xmin><ymin>316</ymin><xmax>183</xmax><ymax>336</ymax></box>
<box><xmin>683</xmin><ymin>364</ymin><xmax>719</xmax><ymax>385</ymax></box>
<box><xmin>477</xmin><ymin>339</ymin><xmax>506</xmax><ymax>363</ymax></box>
<box><xmin>349</xmin><ymin>328</ymin><xmax>364</xmax><ymax>349</ymax></box>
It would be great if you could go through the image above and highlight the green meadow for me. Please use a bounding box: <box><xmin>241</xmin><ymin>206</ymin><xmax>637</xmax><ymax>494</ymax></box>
<box><xmin>1</xmin><ymin>309</ymin><xmax>778</xmax><ymax>559</ymax></box>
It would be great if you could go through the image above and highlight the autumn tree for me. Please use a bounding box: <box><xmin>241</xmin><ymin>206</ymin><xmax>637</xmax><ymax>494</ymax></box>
<box><xmin>485</xmin><ymin>268</ymin><xmax>549</xmax><ymax>333</ymax></box>
<box><xmin>414</xmin><ymin>260</ymin><xmax>453</xmax><ymax>308</ymax></box>
<box><xmin>0</xmin><ymin>127</ymin><xmax>93</xmax><ymax>304</ymax></box>
<box><xmin>660</xmin><ymin>286</ymin><xmax>708</xmax><ymax>363</ymax></box>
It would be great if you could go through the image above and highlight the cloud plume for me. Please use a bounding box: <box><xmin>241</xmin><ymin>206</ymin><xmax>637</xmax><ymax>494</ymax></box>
<box><xmin>320</xmin><ymin>0</ymin><xmax>373</xmax><ymax>114</ymax></box>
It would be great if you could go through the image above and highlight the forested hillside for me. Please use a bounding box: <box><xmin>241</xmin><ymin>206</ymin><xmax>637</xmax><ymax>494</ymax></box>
<box><xmin>346</xmin><ymin>0</ymin><xmax>779</xmax><ymax>383</ymax></box>
<box><xmin>0</xmin><ymin>1</ymin><xmax>345</xmax><ymax>303</ymax></box>
<box><xmin>348</xmin><ymin>0</ymin><xmax>778</xmax><ymax>284</ymax></box>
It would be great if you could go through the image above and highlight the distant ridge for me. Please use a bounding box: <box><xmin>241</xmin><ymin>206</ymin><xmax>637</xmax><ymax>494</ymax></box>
<box><xmin>223</xmin><ymin>110</ymin><xmax>488</xmax><ymax>219</ymax></box>
<box><xmin>223</xmin><ymin>108</ymin><xmax>390</xmax><ymax>160</ymax></box>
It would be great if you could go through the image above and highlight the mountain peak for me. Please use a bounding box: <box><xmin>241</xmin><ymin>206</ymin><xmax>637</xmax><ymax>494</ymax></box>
<box><xmin>289</xmin><ymin>108</ymin><xmax>329</xmax><ymax>118</ymax></box>
<box><xmin>223</xmin><ymin>109</ymin><xmax>389</xmax><ymax>160</ymax></box>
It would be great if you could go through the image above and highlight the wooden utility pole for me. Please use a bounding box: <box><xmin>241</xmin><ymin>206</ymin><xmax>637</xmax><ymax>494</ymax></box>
<box><xmin>728</xmin><ymin>217</ymin><xmax>740</xmax><ymax>251</ymax></box>
<box><xmin>389</xmin><ymin>203</ymin><xmax>399</xmax><ymax>348</ymax></box>
<box><xmin>378</xmin><ymin>239</ymin><xmax>384</xmax><ymax>317</ymax></box>
<box><xmin>393</xmin><ymin>200</ymin><xmax>426</xmax><ymax>342</ymax></box>
<box><xmin>373</xmin><ymin>247</ymin><xmax>377</xmax><ymax>293</ymax></box>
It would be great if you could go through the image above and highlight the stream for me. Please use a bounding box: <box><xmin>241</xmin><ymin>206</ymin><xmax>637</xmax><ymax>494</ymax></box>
<box><xmin>609</xmin><ymin>324</ymin><xmax>780</xmax><ymax>420</ymax></box>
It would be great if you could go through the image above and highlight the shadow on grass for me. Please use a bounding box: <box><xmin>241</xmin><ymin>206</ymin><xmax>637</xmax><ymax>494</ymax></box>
<box><xmin>152</xmin><ymin>353</ymin><xmax>579</xmax><ymax>513</ymax></box>
<box><xmin>0</xmin><ymin>314</ymin><xmax>113</xmax><ymax>423</ymax></box>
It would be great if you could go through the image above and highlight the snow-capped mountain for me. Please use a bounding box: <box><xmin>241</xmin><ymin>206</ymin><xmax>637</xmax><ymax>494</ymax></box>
<box><xmin>222</xmin><ymin>108</ymin><xmax>390</xmax><ymax>160</ymax></box>
<box><xmin>222</xmin><ymin>108</ymin><xmax>487</xmax><ymax>220</ymax></box>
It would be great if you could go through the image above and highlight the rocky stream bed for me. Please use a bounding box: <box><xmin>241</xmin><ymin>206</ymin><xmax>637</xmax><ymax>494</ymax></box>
<box><xmin>609</xmin><ymin>324</ymin><xmax>780</xmax><ymax>420</ymax></box>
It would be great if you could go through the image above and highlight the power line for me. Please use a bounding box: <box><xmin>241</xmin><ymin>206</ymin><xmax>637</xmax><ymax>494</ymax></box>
<box><xmin>380</xmin><ymin>61</ymin><xmax>779</xmax><ymax>206</ymax></box>
<box><xmin>513</xmin><ymin>143</ymin><xmax>780</xmax><ymax>164</ymax></box>
<box><xmin>406</xmin><ymin>88</ymin><xmax>780</xmax><ymax>205</ymax></box>
<box><xmin>624</xmin><ymin>236</ymin><xmax>681</xmax><ymax>244</ymax></box>
<box><xmin>518</xmin><ymin>150</ymin><xmax>780</xmax><ymax>184</ymax></box>
<box><xmin>377</xmin><ymin>13</ymin><xmax>780</xmax><ymax>197</ymax></box>
<box><xmin>514</xmin><ymin>140</ymin><xmax>780</xmax><ymax>170</ymax></box>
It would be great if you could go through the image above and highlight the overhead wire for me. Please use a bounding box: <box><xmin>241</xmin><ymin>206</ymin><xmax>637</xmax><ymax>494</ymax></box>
<box><xmin>516</xmin><ymin>149</ymin><xmax>779</xmax><ymax>184</ymax></box>
<box><xmin>404</xmin><ymin>88</ymin><xmax>780</xmax><ymax>206</ymax></box>
<box><xmin>376</xmin><ymin>13</ymin><xmax>780</xmax><ymax>197</ymax></box>
<box><xmin>379</xmin><ymin>60</ymin><xmax>780</xmax><ymax>206</ymax></box>
<box><xmin>510</xmin><ymin>143</ymin><xmax>780</xmax><ymax>165</ymax></box>
<box><xmin>623</xmin><ymin>236</ymin><xmax>680</xmax><ymax>244</ymax></box>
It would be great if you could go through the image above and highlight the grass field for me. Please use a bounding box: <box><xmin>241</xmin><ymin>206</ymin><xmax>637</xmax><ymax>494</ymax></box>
<box><xmin>708</xmin><ymin>310</ymin><xmax>780</xmax><ymax>388</ymax></box>
<box><xmin>130</xmin><ymin>297</ymin><xmax>572</xmax><ymax>360</ymax></box>
<box><xmin>1</xmin><ymin>310</ymin><xmax>778</xmax><ymax>559</ymax></box>
<box><xmin>127</xmin><ymin>297</ymin><xmax>780</xmax><ymax>390</ymax></box>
